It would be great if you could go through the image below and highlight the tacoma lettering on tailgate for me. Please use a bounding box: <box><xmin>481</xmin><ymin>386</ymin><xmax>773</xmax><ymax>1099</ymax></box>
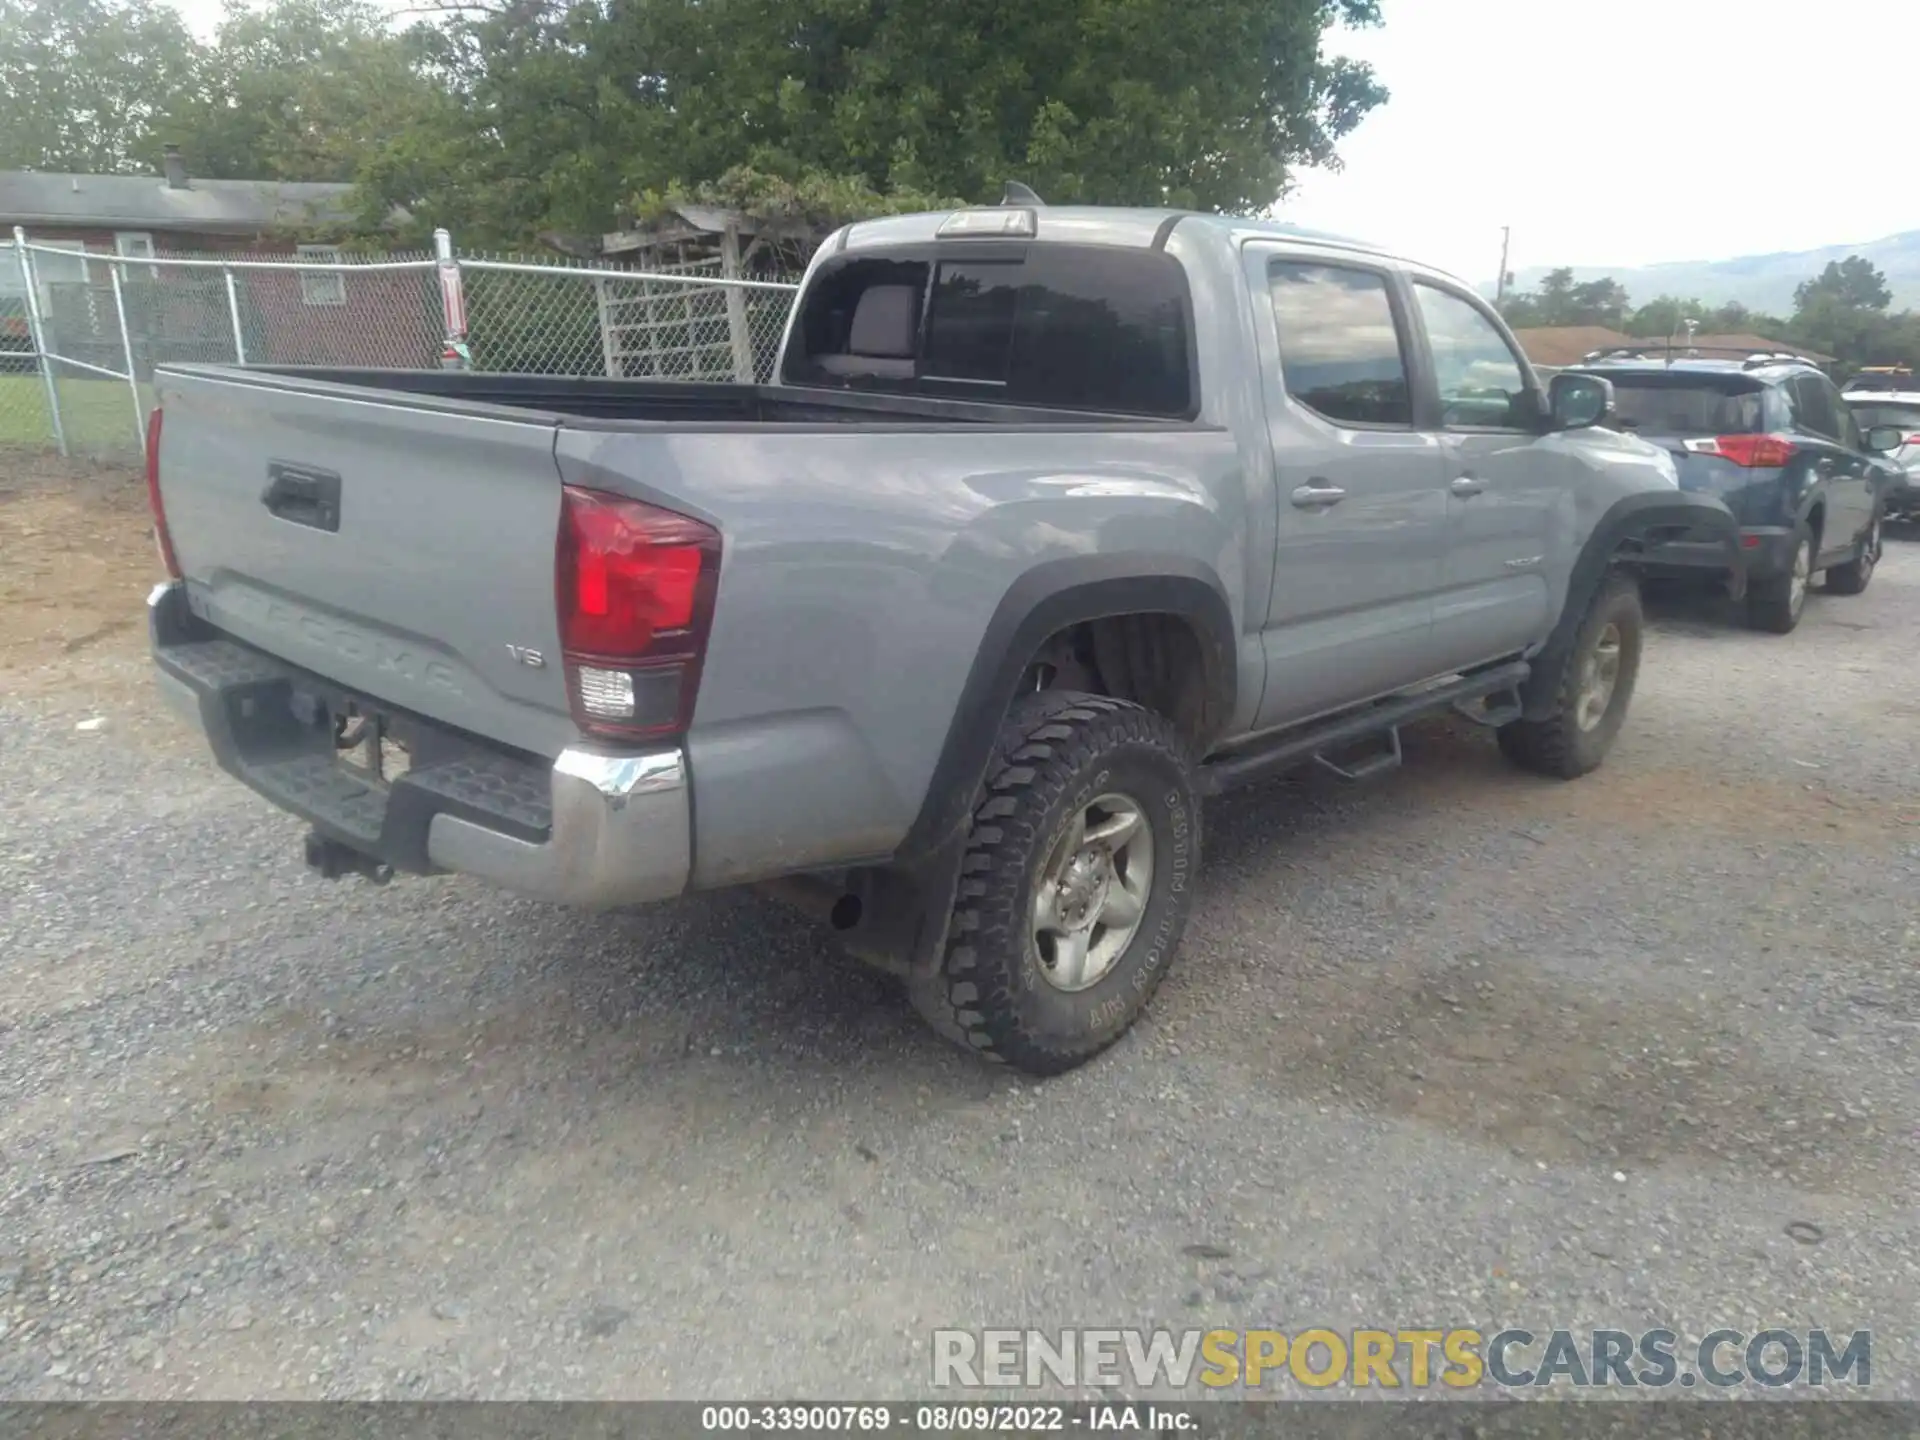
<box><xmin>240</xmin><ymin>593</ymin><xmax>464</xmax><ymax>695</ymax></box>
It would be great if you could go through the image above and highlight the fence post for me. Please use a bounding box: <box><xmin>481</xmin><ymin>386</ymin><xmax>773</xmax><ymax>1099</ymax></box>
<box><xmin>14</xmin><ymin>226</ymin><xmax>68</xmax><ymax>457</ymax></box>
<box><xmin>222</xmin><ymin>264</ymin><xmax>247</xmax><ymax>364</ymax></box>
<box><xmin>107</xmin><ymin>258</ymin><xmax>146</xmax><ymax>461</ymax></box>
<box><xmin>434</xmin><ymin>227</ymin><xmax>470</xmax><ymax>369</ymax></box>
<box><xmin>719</xmin><ymin>224</ymin><xmax>755</xmax><ymax>384</ymax></box>
<box><xmin>594</xmin><ymin>276</ymin><xmax>622</xmax><ymax>378</ymax></box>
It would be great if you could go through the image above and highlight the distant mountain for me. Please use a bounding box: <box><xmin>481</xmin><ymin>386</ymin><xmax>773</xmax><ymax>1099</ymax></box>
<box><xmin>1496</xmin><ymin>231</ymin><xmax>1920</xmax><ymax>315</ymax></box>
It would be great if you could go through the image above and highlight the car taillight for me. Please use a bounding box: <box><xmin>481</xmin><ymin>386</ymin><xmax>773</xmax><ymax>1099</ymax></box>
<box><xmin>1904</xmin><ymin>434</ymin><xmax>1920</xmax><ymax>447</ymax></box>
<box><xmin>555</xmin><ymin>484</ymin><xmax>720</xmax><ymax>740</ymax></box>
<box><xmin>144</xmin><ymin>407</ymin><xmax>181</xmax><ymax>579</ymax></box>
<box><xmin>1690</xmin><ymin>433</ymin><xmax>1798</xmax><ymax>468</ymax></box>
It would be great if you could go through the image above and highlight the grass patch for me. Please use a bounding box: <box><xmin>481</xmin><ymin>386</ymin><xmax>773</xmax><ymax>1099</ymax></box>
<box><xmin>0</xmin><ymin>372</ymin><xmax>153</xmax><ymax>454</ymax></box>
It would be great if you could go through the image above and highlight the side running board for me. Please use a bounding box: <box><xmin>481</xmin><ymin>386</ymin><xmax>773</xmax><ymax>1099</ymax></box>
<box><xmin>1198</xmin><ymin>661</ymin><xmax>1531</xmax><ymax>798</ymax></box>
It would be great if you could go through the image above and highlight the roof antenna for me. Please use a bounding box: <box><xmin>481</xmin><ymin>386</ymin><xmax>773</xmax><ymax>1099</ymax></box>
<box><xmin>1000</xmin><ymin>181</ymin><xmax>1044</xmax><ymax>207</ymax></box>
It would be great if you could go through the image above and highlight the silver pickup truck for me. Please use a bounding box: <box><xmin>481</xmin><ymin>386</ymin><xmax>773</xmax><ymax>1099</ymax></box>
<box><xmin>146</xmin><ymin>202</ymin><xmax>1741</xmax><ymax>1075</ymax></box>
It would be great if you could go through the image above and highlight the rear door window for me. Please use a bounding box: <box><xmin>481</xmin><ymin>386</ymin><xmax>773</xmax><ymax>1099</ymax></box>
<box><xmin>1834</xmin><ymin>393</ymin><xmax>1863</xmax><ymax>450</ymax></box>
<box><xmin>1790</xmin><ymin>374</ymin><xmax>1840</xmax><ymax>439</ymax></box>
<box><xmin>1267</xmin><ymin>260</ymin><xmax>1414</xmax><ymax>427</ymax></box>
<box><xmin>1604</xmin><ymin>379</ymin><xmax>1766</xmax><ymax>435</ymax></box>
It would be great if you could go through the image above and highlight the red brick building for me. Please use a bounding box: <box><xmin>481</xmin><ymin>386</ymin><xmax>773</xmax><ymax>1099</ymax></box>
<box><xmin>1</xmin><ymin>147</ymin><xmax>432</xmax><ymax>372</ymax></box>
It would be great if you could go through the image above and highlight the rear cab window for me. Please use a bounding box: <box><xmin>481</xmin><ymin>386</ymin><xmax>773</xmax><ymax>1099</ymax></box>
<box><xmin>782</xmin><ymin>243</ymin><xmax>1196</xmax><ymax>419</ymax></box>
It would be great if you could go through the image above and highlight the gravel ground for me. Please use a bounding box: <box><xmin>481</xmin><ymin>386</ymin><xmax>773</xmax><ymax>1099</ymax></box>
<box><xmin>1</xmin><ymin>470</ymin><xmax>1916</xmax><ymax>1402</ymax></box>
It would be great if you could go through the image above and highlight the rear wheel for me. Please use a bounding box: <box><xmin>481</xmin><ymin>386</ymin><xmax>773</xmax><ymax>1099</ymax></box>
<box><xmin>1747</xmin><ymin>524</ymin><xmax>1813</xmax><ymax>633</ymax></box>
<box><xmin>1823</xmin><ymin>513</ymin><xmax>1881</xmax><ymax>595</ymax></box>
<box><xmin>909</xmin><ymin>692</ymin><xmax>1199</xmax><ymax>1076</ymax></box>
<box><xmin>1497</xmin><ymin>573</ymin><xmax>1643</xmax><ymax>780</ymax></box>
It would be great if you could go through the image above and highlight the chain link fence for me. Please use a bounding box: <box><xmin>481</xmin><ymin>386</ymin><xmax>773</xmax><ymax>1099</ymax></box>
<box><xmin>1</xmin><ymin>228</ymin><xmax>802</xmax><ymax>464</ymax></box>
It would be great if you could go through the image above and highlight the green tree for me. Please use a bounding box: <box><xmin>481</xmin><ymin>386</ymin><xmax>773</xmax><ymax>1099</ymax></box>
<box><xmin>1793</xmin><ymin>255</ymin><xmax>1891</xmax><ymax>313</ymax></box>
<box><xmin>358</xmin><ymin>0</ymin><xmax>1390</xmax><ymax>244</ymax></box>
<box><xmin>0</xmin><ymin>0</ymin><xmax>199</xmax><ymax>172</ymax></box>
<box><xmin>1533</xmin><ymin>267</ymin><xmax>1576</xmax><ymax>322</ymax></box>
<box><xmin>159</xmin><ymin>0</ymin><xmax>441</xmax><ymax>186</ymax></box>
<box><xmin>1568</xmin><ymin>276</ymin><xmax>1628</xmax><ymax>327</ymax></box>
<box><xmin>1625</xmin><ymin>295</ymin><xmax>1702</xmax><ymax>339</ymax></box>
<box><xmin>1787</xmin><ymin>256</ymin><xmax>1900</xmax><ymax>368</ymax></box>
<box><xmin>1499</xmin><ymin>268</ymin><xmax>1629</xmax><ymax>328</ymax></box>
<box><xmin>1703</xmin><ymin>301</ymin><xmax>1763</xmax><ymax>333</ymax></box>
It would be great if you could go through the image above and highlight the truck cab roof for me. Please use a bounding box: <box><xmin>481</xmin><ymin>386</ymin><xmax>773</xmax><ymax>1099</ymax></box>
<box><xmin>832</xmin><ymin>204</ymin><xmax>1449</xmax><ymax>279</ymax></box>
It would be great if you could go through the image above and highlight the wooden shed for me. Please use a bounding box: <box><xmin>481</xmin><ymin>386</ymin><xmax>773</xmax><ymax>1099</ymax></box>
<box><xmin>592</xmin><ymin>205</ymin><xmax>826</xmax><ymax>382</ymax></box>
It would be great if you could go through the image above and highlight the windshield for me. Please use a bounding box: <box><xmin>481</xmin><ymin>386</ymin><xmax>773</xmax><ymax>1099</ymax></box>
<box><xmin>1844</xmin><ymin>371</ymin><xmax>1915</xmax><ymax>392</ymax></box>
<box><xmin>1603</xmin><ymin>379</ymin><xmax>1766</xmax><ymax>435</ymax></box>
<box><xmin>1845</xmin><ymin>401</ymin><xmax>1920</xmax><ymax>432</ymax></box>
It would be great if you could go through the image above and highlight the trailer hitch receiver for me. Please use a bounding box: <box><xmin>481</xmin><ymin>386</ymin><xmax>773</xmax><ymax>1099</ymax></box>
<box><xmin>303</xmin><ymin>829</ymin><xmax>394</xmax><ymax>886</ymax></box>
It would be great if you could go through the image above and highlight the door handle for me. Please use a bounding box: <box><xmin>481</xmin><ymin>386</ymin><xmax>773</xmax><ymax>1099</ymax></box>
<box><xmin>1450</xmin><ymin>475</ymin><xmax>1485</xmax><ymax>498</ymax></box>
<box><xmin>1290</xmin><ymin>480</ymin><xmax>1346</xmax><ymax>508</ymax></box>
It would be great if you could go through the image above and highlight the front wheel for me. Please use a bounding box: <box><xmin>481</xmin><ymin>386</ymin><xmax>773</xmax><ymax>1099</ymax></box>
<box><xmin>1497</xmin><ymin>572</ymin><xmax>1643</xmax><ymax>780</ymax></box>
<box><xmin>909</xmin><ymin>692</ymin><xmax>1200</xmax><ymax>1076</ymax></box>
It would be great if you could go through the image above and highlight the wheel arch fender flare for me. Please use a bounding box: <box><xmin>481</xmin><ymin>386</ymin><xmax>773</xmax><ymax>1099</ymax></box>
<box><xmin>895</xmin><ymin>554</ymin><xmax>1237</xmax><ymax>865</ymax></box>
<box><xmin>1520</xmin><ymin>491</ymin><xmax>1736</xmax><ymax>721</ymax></box>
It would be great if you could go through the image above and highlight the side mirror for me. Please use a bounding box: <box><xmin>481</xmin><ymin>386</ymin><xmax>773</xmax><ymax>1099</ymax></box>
<box><xmin>1548</xmin><ymin>371</ymin><xmax>1615</xmax><ymax>431</ymax></box>
<box><xmin>1864</xmin><ymin>424</ymin><xmax>1905</xmax><ymax>453</ymax></box>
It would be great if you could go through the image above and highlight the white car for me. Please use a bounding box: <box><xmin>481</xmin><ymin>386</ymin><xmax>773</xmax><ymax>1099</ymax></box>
<box><xmin>1841</xmin><ymin>370</ymin><xmax>1920</xmax><ymax>521</ymax></box>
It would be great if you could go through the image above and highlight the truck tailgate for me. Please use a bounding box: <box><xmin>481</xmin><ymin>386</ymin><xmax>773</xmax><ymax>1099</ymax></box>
<box><xmin>154</xmin><ymin>368</ymin><xmax>575</xmax><ymax>757</ymax></box>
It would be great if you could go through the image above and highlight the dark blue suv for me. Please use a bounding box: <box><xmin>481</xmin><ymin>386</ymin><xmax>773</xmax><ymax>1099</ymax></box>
<box><xmin>1566</xmin><ymin>349</ymin><xmax>1899</xmax><ymax>633</ymax></box>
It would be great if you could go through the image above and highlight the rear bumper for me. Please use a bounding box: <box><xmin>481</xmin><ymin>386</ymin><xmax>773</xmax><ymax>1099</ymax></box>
<box><xmin>1733</xmin><ymin>526</ymin><xmax>1800</xmax><ymax>581</ymax></box>
<box><xmin>148</xmin><ymin>581</ymin><xmax>690</xmax><ymax>909</ymax></box>
<box><xmin>1641</xmin><ymin>526</ymin><xmax>1795</xmax><ymax>586</ymax></box>
<box><xmin>1636</xmin><ymin>520</ymin><xmax>1747</xmax><ymax>598</ymax></box>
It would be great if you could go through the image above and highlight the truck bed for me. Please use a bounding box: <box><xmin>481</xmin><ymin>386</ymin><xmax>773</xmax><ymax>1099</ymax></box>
<box><xmin>147</xmin><ymin>360</ymin><xmax>1230</xmax><ymax>888</ymax></box>
<box><xmin>231</xmin><ymin>366</ymin><xmax>1193</xmax><ymax>429</ymax></box>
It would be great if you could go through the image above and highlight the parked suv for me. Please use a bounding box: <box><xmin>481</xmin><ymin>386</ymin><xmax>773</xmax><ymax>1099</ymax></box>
<box><xmin>1841</xmin><ymin>369</ymin><xmax>1920</xmax><ymax>523</ymax></box>
<box><xmin>1567</xmin><ymin>349</ymin><xmax>1897</xmax><ymax>632</ymax></box>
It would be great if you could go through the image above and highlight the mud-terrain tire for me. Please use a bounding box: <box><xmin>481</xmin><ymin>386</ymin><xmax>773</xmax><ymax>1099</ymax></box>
<box><xmin>1747</xmin><ymin>523</ymin><xmax>1814</xmax><ymax>633</ymax></box>
<box><xmin>1823</xmin><ymin>512</ymin><xmax>1881</xmax><ymax>596</ymax></box>
<box><xmin>1497</xmin><ymin>573</ymin><xmax>1643</xmax><ymax>780</ymax></box>
<box><xmin>908</xmin><ymin>691</ymin><xmax>1200</xmax><ymax>1076</ymax></box>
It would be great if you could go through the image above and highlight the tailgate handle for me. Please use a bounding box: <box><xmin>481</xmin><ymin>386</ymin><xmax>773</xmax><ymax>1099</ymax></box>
<box><xmin>263</xmin><ymin>463</ymin><xmax>342</xmax><ymax>533</ymax></box>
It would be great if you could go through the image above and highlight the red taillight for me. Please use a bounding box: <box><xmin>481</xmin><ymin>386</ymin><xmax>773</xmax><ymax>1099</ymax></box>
<box><xmin>1708</xmin><ymin>433</ymin><xmax>1798</xmax><ymax>468</ymax></box>
<box><xmin>555</xmin><ymin>484</ymin><xmax>719</xmax><ymax>739</ymax></box>
<box><xmin>1904</xmin><ymin>434</ymin><xmax>1920</xmax><ymax>447</ymax></box>
<box><xmin>144</xmin><ymin>406</ymin><xmax>181</xmax><ymax>579</ymax></box>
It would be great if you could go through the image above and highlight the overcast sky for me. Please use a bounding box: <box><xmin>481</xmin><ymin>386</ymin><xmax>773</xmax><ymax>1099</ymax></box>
<box><xmin>1281</xmin><ymin>0</ymin><xmax>1920</xmax><ymax>284</ymax></box>
<box><xmin>163</xmin><ymin>0</ymin><xmax>1920</xmax><ymax>285</ymax></box>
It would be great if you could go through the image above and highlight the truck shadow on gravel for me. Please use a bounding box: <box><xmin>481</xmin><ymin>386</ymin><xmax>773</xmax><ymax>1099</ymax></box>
<box><xmin>1174</xmin><ymin>718</ymin><xmax>1903</xmax><ymax>1197</ymax></box>
<box><xmin>1636</xmin><ymin>577</ymin><xmax>1754</xmax><ymax>638</ymax></box>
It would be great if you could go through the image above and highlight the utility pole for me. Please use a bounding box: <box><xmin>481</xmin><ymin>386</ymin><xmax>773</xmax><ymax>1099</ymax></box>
<box><xmin>1495</xmin><ymin>226</ymin><xmax>1512</xmax><ymax>305</ymax></box>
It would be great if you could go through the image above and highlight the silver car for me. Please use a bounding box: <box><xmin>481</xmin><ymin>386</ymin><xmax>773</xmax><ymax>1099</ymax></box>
<box><xmin>1842</xmin><ymin>375</ymin><xmax>1920</xmax><ymax>520</ymax></box>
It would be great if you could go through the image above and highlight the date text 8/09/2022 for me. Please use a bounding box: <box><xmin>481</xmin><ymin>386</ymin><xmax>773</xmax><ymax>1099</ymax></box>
<box><xmin>700</xmin><ymin>1405</ymin><xmax>1199</xmax><ymax>1433</ymax></box>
